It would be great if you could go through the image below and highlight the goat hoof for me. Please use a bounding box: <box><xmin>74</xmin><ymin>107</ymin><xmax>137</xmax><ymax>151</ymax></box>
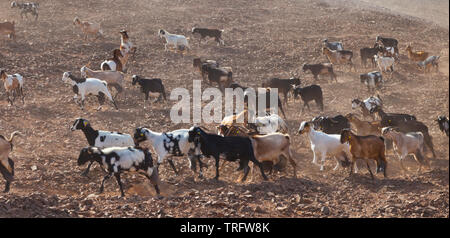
<box><xmin>156</xmin><ymin>195</ymin><xmax>164</xmax><ymax>200</ymax></box>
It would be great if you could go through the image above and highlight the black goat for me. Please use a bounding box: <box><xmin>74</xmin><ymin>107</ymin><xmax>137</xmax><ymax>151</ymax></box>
<box><xmin>436</xmin><ymin>116</ymin><xmax>449</xmax><ymax>137</ymax></box>
<box><xmin>311</xmin><ymin>115</ymin><xmax>350</xmax><ymax>134</ymax></box>
<box><xmin>360</xmin><ymin>46</ymin><xmax>381</xmax><ymax>68</ymax></box>
<box><xmin>244</xmin><ymin>88</ymin><xmax>287</xmax><ymax>119</ymax></box>
<box><xmin>302</xmin><ymin>63</ymin><xmax>337</xmax><ymax>82</ymax></box>
<box><xmin>201</xmin><ymin>64</ymin><xmax>232</xmax><ymax>92</ymax></box>
<box><xmin>188</xmin><ymin>126</ymin><xmax>268</xmax><ymax>182</ymax></box>
<box><xmin>376</xmin><ymin>35</ymin><xmax>399</xmax><ymax>48</ymax></box>
<box><xmin>371</xmin><ymin>107</ymin><xmax>416</xmax><ymax>126</ymax></box>
<box><xmin>262</xmin><ymin>77</ymin><xmax>301</xmax><ymax>105</ymax></box>
<box><xmin>292</xmin><ymin>84</ymin><xmax>323</xmax><ymax>112</ymax></box>
<box><xmin>192</xmin><ymin>27</ymin><xmax>224</xmax><ymax>45</ymax></box>
<box><xmin>131</xmin><ymin>75</ymin><xmax>166</xmax><ymax>105</ymax></box>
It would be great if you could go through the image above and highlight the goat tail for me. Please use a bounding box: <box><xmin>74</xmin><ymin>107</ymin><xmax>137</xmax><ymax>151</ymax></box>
<box><xmin>7</xmin><ymin>131</ymin><xmax>22</xmax><ymax>143</ymax></box>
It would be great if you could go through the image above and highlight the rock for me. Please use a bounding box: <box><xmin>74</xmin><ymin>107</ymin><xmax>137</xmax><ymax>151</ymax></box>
<box><xmin>321</xmin><ymin>206</ymin><xmax>330</xmax><ymax>215</ymax></box>
<box><xmin>31</xmin><ymin>165</ymin><xmax>38</xmax><ymax>171</ymax></box>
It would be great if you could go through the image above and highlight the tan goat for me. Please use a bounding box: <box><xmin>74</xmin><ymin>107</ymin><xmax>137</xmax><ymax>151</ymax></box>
<box><xmin>0</xmin><ymin>131</ymin><xmax>21</xmax><ymax>192</ymax></box>
<box><xmin>405</xmin><ymin>44</ymin><xmax>429</xmax><ymax>62</ymax></box>
<box><xmin>0</xmin><ymin>21</ymin><xmax>16</xmax><ymax>41</ymax></box>
<box><xmin>322</xmin><ymin>47</ymin><xmax>354</xmax><ymax>71</ymax></box>
<box><xmin>345</xmin><ymin>113</ymin><xmax>382</xmax><ymax>136</ymax></box>
<box><xmin>382</xmin><ymin>127</ymin><xmax>429</xmax><ymax>173</ymax></box>
<box><xmin>73</xmin><ymin>17</ymin><xmax>103</xmax><ymax>41</ymax></box>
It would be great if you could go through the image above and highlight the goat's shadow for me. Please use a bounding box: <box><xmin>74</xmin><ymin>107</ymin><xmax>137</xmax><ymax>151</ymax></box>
<box><xmin>342</xmin><ymin>173</ymin><xmax>437</xmax><ymax>193</ymax></box>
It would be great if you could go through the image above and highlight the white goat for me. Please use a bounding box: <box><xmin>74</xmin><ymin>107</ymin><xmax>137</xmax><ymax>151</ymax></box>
<box><xmin>298</xmin><ymin>121</ymin><xmax>353</xmax><ymax>171</ymax></box>
<box><xmin>158</xmin><ymin>29</ymin><xmax>190</xmax><ymax>52</ymax></box>
<box><xmin>249</xmin><ymin>113</ymin><xmax>288</xmax><ymax>135</ymax></box>
<box><xmin>374</xmin><ymin>55</ymin><xmax>395</xmax><ymax>72</ymax></box>
<box><xmin>382</xmin><ymin>127</ymin><xmax>429</xmax><ymax>172</ymax></box>
<box><xmin>80</xmin><ymin>65</ymin><xmax>124</xmax><ymax>98</ymax></box>
<box><xmin>61</xmin><ymin>72</ymin><xmax>118</xmax><ymax>110</ymax></box>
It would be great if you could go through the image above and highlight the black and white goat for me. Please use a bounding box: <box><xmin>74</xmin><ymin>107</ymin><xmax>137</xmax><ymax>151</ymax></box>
<box><xmin>133</xmin><ymin>127</ymin><xmax>203</xmax><ymax>177</ymax></box>
<box><xmin>70</xmin><ymin>118</ymin><xmax>134</xmax><ymax>176</ymax></box>
<box><xmin>351</xmin><ymin>95</ymin><xmax>383</xmax><ymax>120</ymax></box>
<box><xmin>311</xmin><ymin>115</ymin><xmax>350</xmax><ymax>135</ymax></box>
<box><xmin>188</xmin><ymin>126</ymin><xmax>268</xmax><ymax>182</ymax></box>
<box><xmin>61</xmin><ymin>72</ymin><xmax>118</xmax><ymax>110</ymax></box>
<box><xmin>77</xmin><ymin>146</ymin><xmax>161</xmax><ymax>198</ymax></box>
<box><xmin>131</xmin><ymin>75</ymin><xmax>166</xmax><ymax>108</ymax></box>
<box><xmin>436</xmin><ymin>116</ymin><xmax>449</xmax><ymax>137</ymax></box>
<box><xmin>360</xmin><ymin>71</ymin><xmax>383</xmax><ymax>93</ymax></box>
<box><xmin>11</xmin><ymin>1</ymin><xmax>38</xmax><ymax>21</ymax></box>
<box><xmin>323</xmin><ymin>39</ymin><xmax>343</xmax><ymax>51</ymax></box>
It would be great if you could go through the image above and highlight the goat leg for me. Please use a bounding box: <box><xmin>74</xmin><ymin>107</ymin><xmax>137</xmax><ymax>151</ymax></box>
<box><xmin>167</xmin><ymin>159</ymin><xmax>179</xmax><ymax>176</ymax></box>
<box><xmin>114</xmin><ymin>173</ymin><xmax>125</xmax><ymax>197</ymax></box>
<box><xmin>366</xmin><ymin>161</ymin><xmax>374</xmax><ymax>180</ymax></box>
<box><xmin>214</xmin><ymin>157</ymin><xmax>220</xmax><ymax>180</ymax></box>
<box><xmin>99</xmin><ymin>173</ymin><xmax>112</xmax><ymax>194</ymax></box>
<box><xmin>81</xmin><ymin>161</ymin><xmax>94</xmax><ymax>177</ymax></box>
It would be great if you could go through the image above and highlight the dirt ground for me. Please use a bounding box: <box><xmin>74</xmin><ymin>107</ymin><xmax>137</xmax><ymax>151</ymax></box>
<box><xmin>0</xmin><ymin>0</ymin><xmax>448</xmax><ymax>218</ymax></box>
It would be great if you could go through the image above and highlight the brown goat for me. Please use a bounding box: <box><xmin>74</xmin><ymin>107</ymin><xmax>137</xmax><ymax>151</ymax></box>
<box><xmin>405</xmin><ymin>44</ymin><xmax>429</xmax><ymax>62</ymax></box>
<box><xmin>345</xmin><ymin>113</ymin><xmax>382</xmax><ymax>136</ymax></box>
<box><xmin>0</xmin><ymin>21</ymin><xmax>16</xmax><ymax>41</ymax></box>
<box><xmin>1</xmin><ymin>69</ymin><xmax>24</xmax><ymax>105</ymax></box>
<box><xmin>0</xmin><ymin>131</ymin><xmax>21</xmax><ymax>192</ymax></box>
<box><xmin>340</xmin><ymin>129</ymin><xmax>387</xmax><ymax>179</ymax></box>
<box><xmin>322</xmin><ymin>47</ymin><xmax>354</xmax><ymax>71</ymax></box>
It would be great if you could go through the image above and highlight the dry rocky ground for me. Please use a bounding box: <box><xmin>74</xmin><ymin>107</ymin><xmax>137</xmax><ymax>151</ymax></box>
<box><xmin>0</xmin><ymin>0</ymin><xmax>448</xmax><ymax>217</ymax></box>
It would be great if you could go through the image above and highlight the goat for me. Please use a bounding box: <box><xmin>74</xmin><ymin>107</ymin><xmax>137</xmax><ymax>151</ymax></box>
<box><xmin>345</xmin><ymin>113</ymin><xmax>381</xmax><ymax>136</ymax></box>
<box><xmin>11</xmin><ymin>2</ymin><xmax>38</xmax><ymax>21</ymax></box>
<box><xmin>340</xmin><ymin>129</ymin><xmax>387</xmax><ymax>179</ymax></box>
<box><xmin>360</xmin><ymin>46</ymin><xmax>381</xmax><ymax>68</ymax></box>
<box><xmin>382</xmin><ymin>127</ymin><xmax>429</xmax><ymax>172</ymax></box>
<box><xmin>383</xmin><ymin>119</ymin><xmax>436</xmax><ymax>159</ymax></box>
<box><xmin>201</xmin><ymin>64</ymin><xmax>233</xmax><ymax>92</ymax></box>
<box><xmin>311</xmin><ymin>115</ymin><xmax>350</xmax><ymax>135</ymax></box>
<box><xmin>302</xmin><ymin>63</ymin><xmax>337</xmax><ymax>82</ymax></box>
<box><xmin>375</xmin><ymin>35</ymin><xmax>398</xmax><ymax>48</ymax></box>
<box><xmin>380</xmin><ymin>46</ymin><xmax>399</xmax><ymax>61</ymax></box>
<box><xmin>73</xmin><ymin>17</ymin><xmax>103</xmax><ymax>41</ymax></box>
<box><xmin>80</xmin><ymin>65</ymin><xmax>124</xmax><ymax>99</ymax></box>
<box><xmin>250</xmin><ymin>133</ymin><xmax>297</xmax><ymax>179</ymax></box>
<box><xmin>244</xmin><ymin>88</ymin><xmax>287</xmax><ymax>119</ymax></box>
<box><xmin>1</xmin><ymin>69</ymin><xmax>24</xmax><ymax>105</ymax></box>
<box><xmin>247</xmin><ymin>113</ymin><xmax>289</xmax><ymax>135</ymax></box>
<box><xmin>417</xmin><ymin>55</ymin><xmax>440</xmax><ymax>73</ymax></box>
<box><xmin>0</xmin><ymin>131</ymin><xmax>21</xmax><ymax>193</ymax></box>
<box><xmin>436</xmin><ymin>116</ymin><xmax>449</xmax><ymax>137</ymax></box>
<box><xmin>133</xmin><ymin>127</ymin><xmax>203</xmax><ymax>177</ymax></box>
<box><xmin>70</xmin><ymin>118</ymin><xmax>135</xmax><ymax>176</ymax></box>
<box><xmin>323</xmin><ymin>39</ymin><xmax>343</xmax><ymax>51</ymax></box>
<box><xmin>158</xmin><ymin>29</ymin><xmax>190</xmax><ymax>52</ymax></box>
<box><xmin>61</xmin><ymin>72</ymin><xmax>118</xmax><ymax>110</ymax></box>
<box><xmin>192</xmin><ymin>27</ymin><xmax>224</xmax><ymax>45</ymax></box>
<box><xmin>360</xmin><ymin>71</ymin><xmax>383</xmax><ymax>93</ymax></box>
<box><xmin>193</xmin><ymin>58</ymin><xmax>219</xmax><ymax>83</ymax></box>
<box><xmin>405</xmin><ymin>44</ymin><xmax>429</xmax><ymax>62</ymax></box>
<box><xmin>262</xmin><ymin>77</ymin><xmax>300</xmax><ymax>105</ymax></box>
<box><xmin>101</xmin><ymin>49</ymin><xmax>124</xmax><ymax>72</ymax></box>
<box><xmin>371</xmin><ymin>107</ymin><xmax>417</xmax><ymax>126</ymax></box>
<box><xmin>118</xmin><ymin>30</ymin><xmax>136</xmax><ymax>70</ymax></box>
<box><xmin>131</xmin><ymin>75</ymin><xmax>166</xmax><ymax>108</ymax></box>
<box><xmin>77</xmin><ymin>146</ymin><xmax>161</xmax><ymax>198</ymax></box>
<box><xmin>0</xmin><ymin>21</ymin><xmax>16</xmax><ymax>41</ymax></box>
<box><xmin>292</xmin><ymin>84</ymin><xmax>323</xmax><ymax>113</ymax></box>
<box><xmin>374</xmin><ymin>55</ymin><xmax>395</xmax><ymax>72</ymax></box>
<box><xmin>188</xmin><ymin>126</ymin><xmax>268</xmax><ymax>182</ymax></box>
<box><xmin>322</xmin><ymin>47</ymin><xmax>354</xmax><ymax>70</ymax></box>
<box><xmin>351</xmin><ymin>95</ymin><xmax>383</xmax><ymax>120</ymax></box>
<box><xmin>298</xmin><ymin>121</ymin><xmax>352</xmax><ymax>171</ymax></box>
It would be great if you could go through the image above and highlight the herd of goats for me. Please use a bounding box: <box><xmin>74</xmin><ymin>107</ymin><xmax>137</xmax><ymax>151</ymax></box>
<box><xmin>0</xmin><ymin>2</ymin><xmax>449</xmax><ymax>199</ymax></box>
